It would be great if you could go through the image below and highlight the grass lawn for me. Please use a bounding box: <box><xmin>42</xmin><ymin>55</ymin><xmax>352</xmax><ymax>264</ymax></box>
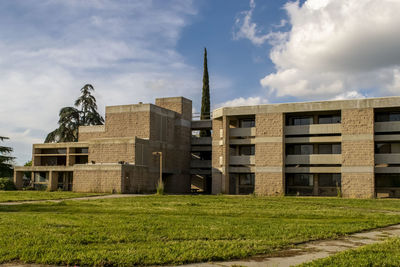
<box><xmin>0</xmin><ymin>191</ymin><xmax>106</xmax><ymax>202</ymax></box>
<box><xmin>301</xmin><ymin>237</ymin><xmax>400</xmax><ymax>267</ymax></box>
<box><xmin>1</xmin><ymin>195</ymin><xmax>400</xmax><ymax>266</ymax></box>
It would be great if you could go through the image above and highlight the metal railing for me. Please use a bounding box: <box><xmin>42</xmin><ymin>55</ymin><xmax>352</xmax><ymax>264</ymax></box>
<box><xmin>192</xmin><ymin>112</ymin><xmax>212</xmax><ymax>120</ymax></box>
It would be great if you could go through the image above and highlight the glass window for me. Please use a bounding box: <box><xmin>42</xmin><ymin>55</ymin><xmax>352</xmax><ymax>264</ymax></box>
<box><xmin>318</xmin><ymin>144</ymin><xmax>341</xmax><ymax>154</ymax></box>
<box><xmin>34</xmin><ymin>172</ymin><xmax>48</xmax><ymax>183</ymax></box>
<box><xmin>376</xmin><ymin>174</ymin><xmax>400</xmax><ymax>187</ymax></box>
<box><xmin>376</xmin><ymin>143</ymin><xmax>391</xmax><ymax>153</ymax></box>
<box><xmin>287</xmin><ymin>174</ymin><xmax>313</xmax><ymax>186</ymax></box>
<box><xmin>318</xmin><ymin>115</ymin><xmax>341</xmax><ymax>124</ymax></box>
<box><xmin>239</xmin><ymin>119</ymin><xmax>255</xmax><ymax>128</ymax></box>
<box><xmin>293</xmin><ymin>117</ymin><xmax>313</xmax><ymax>125</ymax></box>
<box><xmin>239</xmin><ymin>145</ymin><xmax>255</xmax><ymax>156</ymax></box>
<box><xmin>287</xmin><ymin>144</ymin><xmax>313</xmax><ymax>155</ymax></box>
<box><xmin>75</xmin><ymin>147</ymin><xmax>88</xmax><ymax>154</ymax></box>
<box><xmin>239</xmin><ymin>173</ymin><xmax>255</xmax><ymax>186</ymax></box>
<box><xmin>376</xmin><ymin>112</ymin><xmax>400</xmax><ymax>122</ymax></box>
<box><xmin>390</xmin><ymin>113</ymin><xmax>400</xmax><ymax>121</ymax></box>
<box><xmin>319</xmin><ymin>174</ymin><xmax>341</xmax><ymax>187</ymax></box>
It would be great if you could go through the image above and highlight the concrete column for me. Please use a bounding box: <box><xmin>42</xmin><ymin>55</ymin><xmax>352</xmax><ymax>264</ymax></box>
<box><xmin>48</xmin><ymin>171</ymin><xmax>58</xmax><ymax>191</ymax></box>
<box><xmin>341</xmin><ymin>108</ymin><xmax>375</xmax><ymax>198</ymax></box>
<box><xmin>254</xmin><ymin>113</ymin><xmax>285</xmax><ymax>196</ymax></box>
<box><xmin>14</xmin><ymin>171</ymin><xmax>23</xmax><ymax>189</ymax></box>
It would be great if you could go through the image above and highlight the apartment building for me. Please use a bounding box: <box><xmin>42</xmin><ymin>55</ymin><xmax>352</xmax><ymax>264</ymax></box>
<box><xmin>14</xmin><ymin>95</ymin><xmax>400</xmax><ymax>198</ymax></box>
<box><xmin>14</xmin><ymin>97</ymin><xmax>192</xmax><ymax>194</ymax></box>
<box><xmin>211</xmin><ymin>96</ymin><xmax>400</xmax><ymax>198</ymax></box>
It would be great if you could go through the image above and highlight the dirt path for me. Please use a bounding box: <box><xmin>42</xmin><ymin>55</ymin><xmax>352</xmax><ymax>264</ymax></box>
<box><xmin>182</xmin><ymin>224</ymin><xmax>400</xmax><ymax>267</ymax></box>
<box><xmin>0</xmin><ymin>194</ymin><xmax>146</xmax><ymax>205</ymax></box>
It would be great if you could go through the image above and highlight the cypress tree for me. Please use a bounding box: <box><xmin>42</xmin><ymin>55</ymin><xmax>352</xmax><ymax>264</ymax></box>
<box><xmin>200</xmin><ymin>48</ymin><xmax>211</xmax><ymax>137</ymax></box>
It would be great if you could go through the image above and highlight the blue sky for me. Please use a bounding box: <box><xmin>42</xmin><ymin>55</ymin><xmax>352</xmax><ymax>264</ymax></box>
<box><xmin>1</xmin><ymin>0</ymin><xmax>400</xmax><ymax>164</ymax></box>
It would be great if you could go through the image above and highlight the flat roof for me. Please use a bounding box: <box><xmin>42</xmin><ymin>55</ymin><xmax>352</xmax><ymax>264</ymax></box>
<box><xmin>213</xmin><ymin>95</ymin><xmax>400</xmax><ymax>118</ymax></box>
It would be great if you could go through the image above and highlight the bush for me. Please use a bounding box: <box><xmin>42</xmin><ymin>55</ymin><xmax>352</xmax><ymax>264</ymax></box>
<box><xmin>0</xmin><ymin>177</ymin><xmax>16</xmax><ymax>191</ymax></box>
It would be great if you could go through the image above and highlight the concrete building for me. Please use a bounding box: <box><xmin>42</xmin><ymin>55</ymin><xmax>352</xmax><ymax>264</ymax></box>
<box><xmin>14</xmin><ymin>97</ymin><xmax>193</xmax><ymax>194</ymax></box>
<box><xmin>14</xmin><ymin>95</ymin><xmax>400</xmax><ymax>198</ymax></box>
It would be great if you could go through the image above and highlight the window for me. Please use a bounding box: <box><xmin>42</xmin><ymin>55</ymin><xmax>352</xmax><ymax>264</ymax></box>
<box><xmin>239</xmin><ymin>145</ymin><xmax>255</xmax><ymax>156</ymax></box>
<box><xmin>375</xmin><ymin>143</ymin><xmax>400</xmax><ymax>154</ymax></box>
<box><xmin>287</xmin><ymin>174</ymin><xmax>313</xmax><ymax>186</ymax></box>
<box><xmin>75</xmin><ymin>147</ymin><xmax>88</xmax><ymax>154</ymax></box>
<box><xmin>318</xmin><ymin>115</ymin><xmax>341</xmax><ymax>124</ymax></box>
<box><xmin>40</xmin><ymin>148</ymin><xmax>67</xmax><ymax>154</ymax></box>
<box><xmin>288</xmin><ymin>116</ymin><xmax>313</xmax><ymax>125</ymax></box>
<box><xmin>376</xmin><ymin>112</ymin><xmax>400</xmax><ymax>122</ymax></box>
<box><xmin>239</xmin><ymin>173</ymin><xmax>255</xmax><ymax>186</ymax></box>
<box><xmin>318</xmin><ymin>144</ymin><xmax>341</xmax><ymax>154</ymax></box>
<box><xmin>239</xmin><ymin>119</ymin><xmax>255</xmax><ymax>128</ymax></box>
<box><xmin>318</xmin><ymin>174</ymin><xmax>341</xmax><ymax>187</ymax></box>
<box><xmin>286</xmin><ymin>144</ymin><xmax>313</xmax><ymax>155</ymax></box>
<box><xmin>34</xmin><ymin>172</ymin><xmax>48</xmax><ymax>183</ymax></box>
<box><xmin>376</xmin><ymin>174</ymin><xmax>400</xmax><ymax>187</ymax></box>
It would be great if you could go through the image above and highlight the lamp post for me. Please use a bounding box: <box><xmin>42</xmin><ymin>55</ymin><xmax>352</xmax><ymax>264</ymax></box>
<box><xmin>152</xmin><ymin>151</ymin><xmax>162</xmax><ymax>186</ymax></box>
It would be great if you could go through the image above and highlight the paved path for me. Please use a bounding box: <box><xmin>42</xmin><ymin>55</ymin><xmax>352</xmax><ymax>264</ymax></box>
<box><xmin>0</xmin><ymin>194</ymin><xmax>145</xmax><ymax>206</ymax></box>
<box><xmin>182</xmin><ymin>223</ymin><xmax>400</xmax><ymax>267</ymax></box>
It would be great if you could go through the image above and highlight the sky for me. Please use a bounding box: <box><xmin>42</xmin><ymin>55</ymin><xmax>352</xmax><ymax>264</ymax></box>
<box><xmin>2</xmin><ymin>0</ymin><xmax>400</xmax><ymax>164</ymax></box>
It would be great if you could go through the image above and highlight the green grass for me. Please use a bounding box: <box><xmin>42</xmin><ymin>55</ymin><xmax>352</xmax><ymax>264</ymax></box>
<box><xmin>1</xmin><ymin>195</ymin><xmax>400</xmax><ymax>266</ymax></box>
<box><xmin>0</xmin><ymin>191</ymin><xmax>106</xmax><ymax>202</ymax></box>
<box><xmin>300</xmin><ymin>237</ymin><xmax>400</xmax><ymax>267</ymax></box>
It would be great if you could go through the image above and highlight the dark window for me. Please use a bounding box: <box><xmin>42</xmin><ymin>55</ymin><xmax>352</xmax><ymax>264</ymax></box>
<box><xmin>75</xmin><ymin>148</ymin><xmax>88</xmax><ymax>154</ymax></box>
<box><xmin>239</xmin><ymin>145</ymin><xmax>255</xmax><ymax>156</ymax></box>
<box><xmin>40</xmin><ymin>148</ymin><xmax>67</xmax><ymax>154</ymax></box>
<box><xmin>239</xmin><ymin>119</ymin><xmax>255</xmax><ymax>128</ymax></box>
<box><xmin>318</xmin><ymin>115</ymin><xmax>341</xmax><ymax>124</ymax></box>
<box><xmin>292</xmin><ymin>117</ymin><xmax>313</xmax><ymax>126</ymax></box>
<box><xmin>318</xmin><ymin>144</ymin><xmax>341</xmax><ymax>154</ymax></box>
<box><xmin>287</xmin><ymin>174</ymin><xmax>313</xmax><ymax>186</ymax></box>
<box><xmin>286</xmin><ymin>144</ymin><xmax>313</xmax><ymax>155</ymax></box>
<box><xmin>34</xmin><ymin>172</ymin><xmax>48</xmax><ymax>183</ymax></box>
<box><xmin>376</xmin><ymin>112</ymin><xmax>400</xmax><ymax>122</ymax></box>
<box><xmin>375</xmin><ymin>143</ymin><xmax>400</xmax><ymax>154</ymax></box>
<box><xmin>376</xmin><ymin>174</ymin><xmax>400</xmax><ymax>187</ymax></box>
<box><xmin>239</xmin><ymin>173</ymin><xmax>255</xmax><ymax>186</ymax></box>
<box><xmin>318</xmin><ymin>174</ymin><xmax>341</xmax><ymax>187</ymax></box>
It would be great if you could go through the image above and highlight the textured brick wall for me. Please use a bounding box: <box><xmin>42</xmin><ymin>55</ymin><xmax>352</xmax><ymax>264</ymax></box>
<box><xmin>341</xmin><ymin>108</ymin><xmax>375</xmax><ymax>198</ymax></box>
<box><xmin>255</xmin><ymin>113</ymin><xmax>285</xmax><ymax>196</ymax></box>
<box><xmin>121</xmin><ymin>165</ymin><xmax>156</xmax><ymax>193</ymax></box>
<box><xmin>88</xmin><ymin>140</ymin><xmax>135</xmax><ymax>164</ymax></box>
<box><xmin>155</xmin><ymin>97</ymin><xmax>192</xmax><ymax>121</ymax></box>
<box><xmin>73</xmin><ymin>167</ymin><xmax>122</xmax><ymax>193</ymax></box>
<box><xmin>104</xmin><ymin>111</ymin><xmax>151</xmax><ymax>139</ymax></box>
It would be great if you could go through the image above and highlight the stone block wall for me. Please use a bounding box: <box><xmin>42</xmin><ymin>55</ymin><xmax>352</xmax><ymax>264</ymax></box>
<box><xmin>255</xmin><ymin>113</ymin><xmax>285</xmax><ymax>196</ymax></box>
<box><xmin>211</xmin><ymin>118</ymin><xmax>224</xmax><ymax>194</ymax></box>
<box><xmin>341</xmin><ymin>108</ymin><xmax>375</xmax><ymax>198</ymax></box>
<box><xmin>73</xmin><ymin>165</ymin><xmax>123</xmax><ymax>193</ymax></box>
<box><xmin>88</xmin><ymin>139</ymin><xmax>135</xmax><ymax>164</ymax></box>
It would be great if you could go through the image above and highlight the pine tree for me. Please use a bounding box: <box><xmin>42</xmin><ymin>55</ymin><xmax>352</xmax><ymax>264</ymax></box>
<box><xmin>45</xmin><ymin>84</ymin><xmax>104</xmax><ymax>143</ymax></box>
<box><xmin>200</xmin><ymin>48</ymin><xmax>211</xmax><ymax>137</ymax></box>
<box><xmin>0</xmin><ymin>136</ymin><xmax>15</xmax><ymax>177</ymax></box>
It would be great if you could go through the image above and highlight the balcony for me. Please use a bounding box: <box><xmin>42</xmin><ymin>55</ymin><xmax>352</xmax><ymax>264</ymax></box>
<box><xmin>285</xmin><ymin>124</ymin><xmax>341</xmax><ymax>136</ymax></box>
<box><xmin>191</xmin><ymin>137</ymin><xmax>212</xmax><ymax>145</ymax></box>
<box><xmin>285</xmin><ymin>154</ymin><xmax>341</xmax><ymax>165</ymax></box>
<box><xmin>285</xmin><ymin>136</ymin><xmax>341</xmax><ymax>144</ymax></box>
<box><xmin>229</xmin><ymin>127</ymin><xmax>256</xmax><ymax>137</ymax></box>
<box><xmin>229</xmin><ymin>155</ymin><xmax>255</xmax><ymax>165</ymax></box>
<box><xmin>375</xmin><ymin>154</ymin><xmax>400</xmax><ymax>164</ymax></box>
<box><xmin>375</xmin><ymin>122</ymin><xmax>400</xmax><ymax>133</ymax></box>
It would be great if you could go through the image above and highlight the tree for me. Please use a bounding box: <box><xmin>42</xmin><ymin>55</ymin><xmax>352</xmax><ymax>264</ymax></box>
<box><xmin>200</xmin><ymin>47</ymin><xmax>211</xmax><ymax>137</ymax></box>
<box><xmin>0</xmin><ymin>136</ymin><xmax>15</xmax><ymax>177</ymax></box>
<box><xmin>45</xmin><ymin>84</ymin><xmax>104</xmax><ymax>143</ymax></box>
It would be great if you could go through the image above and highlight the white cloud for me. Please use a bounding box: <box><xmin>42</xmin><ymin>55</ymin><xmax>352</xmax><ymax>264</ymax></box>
<box><xmin>215</xmin><ymin>96</ymin><xmax>268</xmax><ymax>108</ymax></box>
<box><xmin>0</xmin><ymin>0</ymin><xmax>202</xmax><ymax>164</ymax></box>
<box><xmin>259</xmin><ymin>0</ymin><xmax>400</xmax><ymax>100</ymax></box>
<box><xmin>233</xmin><ymin>0</ymin><xmax>272</xmax><ymax>46</ymax></box>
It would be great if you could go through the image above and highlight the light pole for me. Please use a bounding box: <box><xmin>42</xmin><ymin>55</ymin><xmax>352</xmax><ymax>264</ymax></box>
<box><xmin>152</xmin><ymin>151</ymin><xmax>162</xmax><ymax>186</ymax></box>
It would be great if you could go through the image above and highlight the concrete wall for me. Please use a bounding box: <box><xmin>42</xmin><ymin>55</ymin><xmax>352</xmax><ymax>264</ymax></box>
<box><xmin>254</xmin><ymin>113</ymin><xmax>285</xmax><ymax>196</ymax></box>
<box><xmin>73</xmin><ymin>165</ymin><xmax>123</xmax><ymax>193</ymax></box>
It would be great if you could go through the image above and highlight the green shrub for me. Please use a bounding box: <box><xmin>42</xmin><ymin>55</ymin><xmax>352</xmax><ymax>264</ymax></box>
<box><xmin>0</xmin><ymin>177</ymin><xmax>16</xmax><ymax>191</ymax></box>
<box><xmin>156</xmin><ymin>181</ymin><xmax>164</xmax><ymax>195</ymax></box>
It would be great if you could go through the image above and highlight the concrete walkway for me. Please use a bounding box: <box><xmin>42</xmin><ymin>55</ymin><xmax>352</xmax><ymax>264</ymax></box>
<box><xmin>182</xmin><ymin>224</ymin><xmax>400</xmax><ymax>267</ymax></box>
<box><xmin>0</xmin><ymin>194</ymin><xmax>145</xmax><ymax>206</ymax></box>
